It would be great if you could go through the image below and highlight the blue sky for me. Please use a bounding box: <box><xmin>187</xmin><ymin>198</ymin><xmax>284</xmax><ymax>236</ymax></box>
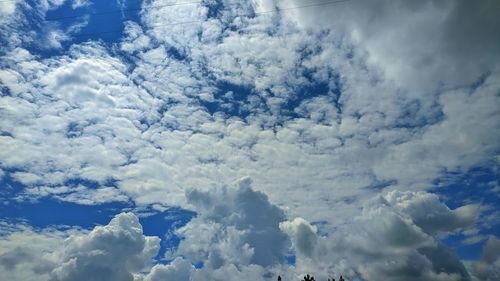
<box><xmin>0</xmin><ymin>1</ymin><xmax>499</xmax><ymax>281</ymax></box>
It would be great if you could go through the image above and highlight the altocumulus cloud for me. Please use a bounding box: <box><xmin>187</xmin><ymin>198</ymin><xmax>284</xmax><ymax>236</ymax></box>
<box><xmin>1</xmin><ymin>0</ymin><xmax>499</xmax><ymax>280</ymax></box>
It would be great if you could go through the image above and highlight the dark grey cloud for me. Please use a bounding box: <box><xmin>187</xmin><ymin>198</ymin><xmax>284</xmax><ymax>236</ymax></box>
<box><xmin>286</xmin><ymin>0</ymin><xmax>500</xmax><ymax>93</ymax></box>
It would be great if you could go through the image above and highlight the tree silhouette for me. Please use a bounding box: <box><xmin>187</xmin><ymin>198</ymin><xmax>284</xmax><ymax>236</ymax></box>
<box><xmin>302</xmin><ymin>274</ymin><xmax>315</xmax><ymax>281</ymax></box>
<box><xmin>276</xmin><ymin>273</ymin><xmax>345</xmax><ymax>280</ymax></box>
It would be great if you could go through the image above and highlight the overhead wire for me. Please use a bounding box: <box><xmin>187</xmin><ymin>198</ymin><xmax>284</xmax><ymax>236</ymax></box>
<box><xmin>45</xmin><ymin>0</ymin><xmax>204</xmax><ymax>21</ymax></box>
<box><xmin>70</xmin><ymin>0</ymin><xmax>351</xmax><ymax>39</ymax></box>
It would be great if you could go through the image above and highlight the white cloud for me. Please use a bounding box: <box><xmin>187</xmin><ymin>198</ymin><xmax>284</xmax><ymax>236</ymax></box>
<box><xmin>71</xmin><ymin>0</ymin><xmax>91</xmax><ymax>9</ymax></box>
<box><xmin>143</xmin><ymin>257</ymin><xmax>193</xmax><ymax>281</ymax></box>
<box><xmin>174</xmin><ymin>177</ymin><xmax>289</xmax><ymax>268</ymax></box>
<box><xmin>0</xmin><ymin>186</ymin><xmax>487</xmax><ymax>281</ymax></box>
<box><xmin>0</xmin><ymin>0</ymin><xmax>20</xmax><ymax>18</ymax></box>
<box><xmin>374</xmin><ymin>72</ymin><xmax>500</xmax><ymax>189</ymax></box>
<box><xmin>0</xmin><ymin>213</ymin><xmax>160</xmax><ymax>281</ymax></box>
<box><xmin>0</xmin><ymin>222</ymin><xmax>82</xmax><ymax>281</ymax></box>
<box><xmin>279</xmin><ymin>0</ymin><xmax>500</xmax><ymax>94</ymax></box>
<box><xmin>2</xmin><ymin>0</ymin><xmax>497</xmax><ymax>230</ymax></box>
<box><xmin>279</xmin><ymin>218</ymin><xmax>317</xmax><ymax>258</ymax></box>
<box><xmin>384</xmin><ymin>191</ymin><xmax>479</xmax><ymax>235</ymax></box>
<box><xmin>469</xmin><ymin>236</ymin><xmax>500</xmax><ymax>281</ymax></box>
<box><xmin>1</xmin><ymin>2</ymin><xmax>499</xmax><ymax>280</ymax></box>
<box><xmin>137</xmin><ymin>181</ymin><xmax>290</xmax><ymax>281</ymax></box>
<box><xmin>281</xmin><ymin>190</ymin><xmax>474</xmax><ymax>281</ymax></box>
<box><xmin>49</xmin><ymin>212</ymin><xmax>160</xmax><ymax>281</ymax></box>
<box><xmin>0</xmin><ymin>0</ymin><xmax>92</xmax><ymax>50</ymax></box>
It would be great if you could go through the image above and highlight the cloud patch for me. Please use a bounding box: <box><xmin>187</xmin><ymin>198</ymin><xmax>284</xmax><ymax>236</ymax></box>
<box><xmin>281</xmin><ymin>190</ymin><xmax>476</xmax><ymax>281</ymax></box>
<box><xmin>0</xmin><ymin>213</ymin><xmax>160</xmax><ymax>281</ymax></box>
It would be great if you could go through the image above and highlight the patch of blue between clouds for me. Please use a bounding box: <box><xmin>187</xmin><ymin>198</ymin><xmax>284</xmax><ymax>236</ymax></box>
<box><xmin>201</xmin><ymin>81</ymin><xmax>256</xmax><ymax>118</ymax></box>
<box><xmin>19</xmin><ymin>0</ymin><xmax>142</xmax><ymax>58</ymax></box>
<box><xmin>200</xmin><ymin>71</ymin><xmax>342</xmax><ymax>124</ymax></box>
<box><xmin>432</xmin><ymin>165</ymin><xmax>500</xmax><ymax>260</ymax></box>
<box><xmin>0</xmin><ymin>169</ymin><xmax>196</xmax><ymax>262</ymax></box>
<box><xmin>139</xmin><ymin>208</ymin><xmax>196</xmax><ymax>262</ymax></box>
<box><xmin>0</xmin><ymin>171</ymin><xmax>130</xmax><ymax>228</ymax></box>
<box><xmin>285</xmin><ymin>254</ymin><xmax>296</xmax><ymax>266</ymax></box>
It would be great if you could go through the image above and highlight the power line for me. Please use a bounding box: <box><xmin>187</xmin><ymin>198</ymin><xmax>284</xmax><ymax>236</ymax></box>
<box><xmin>45</xmin><ymin>0</ymin><xmax>203</xmax><ymax>21</ymax></box>
<box><xmin>254</xmin><ymin>0</ymin><xmax>350</xmax><ymax>15</ymax></box>
<box><xmin>72</xmin><ymin>0</ymin><xmax>351</xmax><ymax>39</ymax></box>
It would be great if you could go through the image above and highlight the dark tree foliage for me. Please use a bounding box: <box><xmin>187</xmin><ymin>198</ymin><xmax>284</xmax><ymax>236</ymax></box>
<box><xmin>302</xmin><ymin>274</ymin><xmax>315</xmax><ymax>281</ymax></box>
<box><xmin>277</xmin><ymin>274</ymin><xmax>345</xmax><ymax>281</ymax></box>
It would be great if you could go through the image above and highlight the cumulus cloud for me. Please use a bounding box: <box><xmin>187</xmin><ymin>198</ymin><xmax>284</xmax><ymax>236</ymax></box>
<box><xmin>1</xmin><ymin>1</ymin><xmax>499</xmax><ymax>280</ymax></box>
<box><xmin>469</xmin><ymin>236</ymin><xmax>500</xmax><ymax>281</ymax></box>
<box><xmin>175</xmin><ymin>177</ymin><xmax>289</xmax><ymax>268</ymax></box>
<box><xmin>48</xmin><ymin>212</ymin><xmax>160</xmax><ymax>281</ymax></box>
<box><xmin>384</xmin><ymin>190</ymin><xmax>479</xmax><ymax>235</ymax></box>
<box><xmin>281</xmin><ymin>190</ymin><xmax>475</xmax><ymax>281</ymax></box>
<box><xmin>0</xmin><ymin>213</ymin><xmax>160</xmax><ymax>281</ymax></box>
<box><xmin>1</xmin><ymin>0</ymin><xmax>498</xmax><ymax>230</ymax></box>
<box><xmin>143</xmin><ymin>258</ymin><xmax>193</xmax><ymax>281</ymax></box>
<box><xmin>0</xmin><ymin>221</ymin><xmax>80</xmax><ymax>281</ymax></box>
<box><xmin>131</xmin><ymin>179</ymin><xmax>292</xmax><ymax>281</ymax></box>
<box><xmin>279</xmin><ymin>218</ymin><xmax>317</xmax><ymax>258</ymax></box>
<box><xmin>0</xmin><ymin>184</ymin><xmax>488</xmax><ymax>281</ymax></box>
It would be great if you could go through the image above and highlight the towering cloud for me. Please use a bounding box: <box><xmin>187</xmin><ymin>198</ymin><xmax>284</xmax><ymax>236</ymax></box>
<box><xmin>0</xmin><ymin>183</ymin><xmax>489</xmax><ymax>281</ymax></box>
<box><xmin>176</xmin><ymin>177</ymin><xmax>289</xmax><ymax>268</ymax></box>
<box><xmin>281</xmin><ymin>191</ymin><xmax>476</xmax><ymax>281</ymax></box>
<box><xmin>48</xmin><ymin>212</ymin><xmax>160</xmax><ymax>281</ymax></box>
<box><xmin>0</xmin><ymin>213</ymin><xmax>160</xmax><ymax>281</ymax></box>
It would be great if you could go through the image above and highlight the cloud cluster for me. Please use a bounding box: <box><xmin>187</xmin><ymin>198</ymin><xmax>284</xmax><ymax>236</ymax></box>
<box><xmin>1</xmin><ymin>1</ymin><xmax>499</xmax><ymax>280</ymax></box>
<box><xmin>0</xmin><ymin>213</ymin><xmax>160</xmax><ymax>281</ymax></box>
<box><xmin>281</xmin><ymin>190</ymin><xmax>478</xmax><ymax>281</ymax></box>
<box><xmin>176</xmin><ymin>177</ymin><xmax>289</xmax><ymax>267</ymax></box>
<box><xmin>280</xmin><ymin>0</ymin><xmax>500</xmax><ymax>94</ymax></box>
<box><xmin>469</xmin><ymin>236</ymin><xmax>500</xmax><ymax>281</ymax></box>
<box><xmin>1</xmin><ymin>184</ymin><xmax>490</xmax><ymax>281</ymax></box>
<box><xmin>48</xmin><ymin>212</ymin><xmax>160</xmax><ymax>281</ymax></box>
<box><xmin>138</xmin><ymin>178</ymin><xmax>290</xmax><ymax>280</ymax></box>
<box><xmin>0</xmin><ymin>221</ymin><xmax>71</xmax><ymax>281</ymax></box>
<box><xmin>1</xmin><ymin>0</ymin><xmax>498</xmax><ymax>229</ymax></box>
<box><xmin>0</xmin><ymin>0</ymin><xmax>92</xmax><ymax>50</ymax></box>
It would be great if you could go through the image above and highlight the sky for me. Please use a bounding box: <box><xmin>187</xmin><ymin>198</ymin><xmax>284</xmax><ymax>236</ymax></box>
<box><xmin>0</xmin><ymin>0</ymin><xmax>499</xmax><ymax>280</ymax></box>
